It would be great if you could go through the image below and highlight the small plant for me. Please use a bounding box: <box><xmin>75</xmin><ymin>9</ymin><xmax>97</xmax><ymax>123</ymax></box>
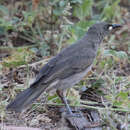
<box><xmin>2</xmin><ymin>48</ymin><xmax>35</xmax><ymax>68</ymax></box>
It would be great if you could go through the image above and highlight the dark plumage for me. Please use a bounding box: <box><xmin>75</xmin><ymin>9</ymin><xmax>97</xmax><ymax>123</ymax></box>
<box><xmin>7</xmin><ymin>22</ymin><xmax>122</xmax><ymax>115</ymax></box>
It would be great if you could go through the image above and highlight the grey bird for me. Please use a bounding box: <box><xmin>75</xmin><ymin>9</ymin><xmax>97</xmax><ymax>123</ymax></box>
<box><xmin>6</xmin><ymin>22</ymin><xmax>122</xmax><ymax>116</ymax></box>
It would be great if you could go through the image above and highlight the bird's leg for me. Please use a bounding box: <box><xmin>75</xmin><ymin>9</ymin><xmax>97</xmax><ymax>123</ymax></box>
<box><xmin>56</xmin><ymin>89</ymin><xmax>73</xmax><ymax>115</ymax></box>
<box><xmin>56</xmin><ymin>89</ymin><xmax>81</xmax><ymax>117</ymax></box>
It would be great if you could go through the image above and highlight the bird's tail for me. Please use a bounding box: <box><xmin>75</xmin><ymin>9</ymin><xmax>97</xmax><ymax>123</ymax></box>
<box><xmin>6</xmin><ymin>86</ymin><xmax>46</xmax><ymax>112</ymax></box>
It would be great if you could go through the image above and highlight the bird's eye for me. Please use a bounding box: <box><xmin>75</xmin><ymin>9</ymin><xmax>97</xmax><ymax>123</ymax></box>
<box><xmin>108</xmin><ymin>25</ymin><xmax>113</xmax><ymax>30</ymax></box>
<box><xmin>105</xmin><ymin>24</ymin><xmax>113</xmax><ymax>31</ymax></box>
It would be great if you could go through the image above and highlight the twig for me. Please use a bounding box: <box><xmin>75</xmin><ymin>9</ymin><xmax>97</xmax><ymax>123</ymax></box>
<box><xmin>18</xmin><ymin>58</ymin><xmax>50</xmax><ymax>68</ymax></box>
<box><xmin>37</xmin><ymin>103</ymin><xmax>130</xmax><ymax>113</ymax></box>
<box><xmin>42</xmin><ymin>17</ymin><xmax>56</xmax><ymax>25</ymax></box>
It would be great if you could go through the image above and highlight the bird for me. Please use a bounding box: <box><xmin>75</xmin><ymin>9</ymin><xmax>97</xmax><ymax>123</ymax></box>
<box><xmin>6</xmin><ymin>22</ymin><xmax>122</xmax><ymax>116</ymax></box>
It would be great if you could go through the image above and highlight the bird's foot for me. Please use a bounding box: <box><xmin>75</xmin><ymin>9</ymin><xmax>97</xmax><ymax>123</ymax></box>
<box><xmin>65</xmin><ymin>111</ymin><xmax>83</xmax><ymax>118</ymax></box>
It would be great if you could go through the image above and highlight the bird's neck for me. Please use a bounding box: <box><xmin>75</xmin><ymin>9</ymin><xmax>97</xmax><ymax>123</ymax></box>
<box><xmin>84</xmin><ymin>31</ymin><xmax>104</xmax><ymax>45</ymax></box>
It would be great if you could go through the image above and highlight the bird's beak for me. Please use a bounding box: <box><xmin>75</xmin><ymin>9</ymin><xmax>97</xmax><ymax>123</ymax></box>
<box><xmin>112</xmin><ymin>24</ymin><xmax>122</xmax><ymax>29</ymax></box>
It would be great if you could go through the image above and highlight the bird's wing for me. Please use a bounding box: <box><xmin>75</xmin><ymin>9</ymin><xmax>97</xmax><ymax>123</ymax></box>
<box><xmin>46</xmin><ymin>49</ymin><xmax>95</xmax><ymax>81</ymax></box>
<box><xmin>30</xmin><ymin>43</ymin><xmax>80</xmax><ymax>87</ymax></box>
<box><xmin>30</xmin><ymin>43</ymin><xmax>95</xmax><ymax>87</ymax></box>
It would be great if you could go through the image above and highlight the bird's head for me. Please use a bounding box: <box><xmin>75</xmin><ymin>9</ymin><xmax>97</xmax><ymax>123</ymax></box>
<box><xmin>88</xmin><ymin>22</ymin><xmax>122</xmax><ymax>39</ymax></box>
